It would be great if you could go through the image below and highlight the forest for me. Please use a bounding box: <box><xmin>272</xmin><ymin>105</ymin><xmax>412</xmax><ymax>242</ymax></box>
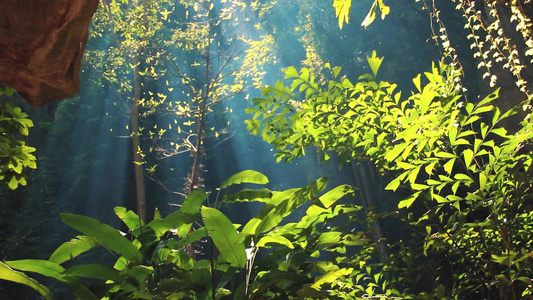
<box><xmin>0</xmin><ymin>0</ymin><xmax>532</xmax><ymax>299</ymax></box>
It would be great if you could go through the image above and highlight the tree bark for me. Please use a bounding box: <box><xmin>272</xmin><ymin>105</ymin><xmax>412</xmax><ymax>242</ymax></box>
<box><xmin>131</xmin><ymin>55</ymin><xmax>146</xmax><ymax>222</ymax></box>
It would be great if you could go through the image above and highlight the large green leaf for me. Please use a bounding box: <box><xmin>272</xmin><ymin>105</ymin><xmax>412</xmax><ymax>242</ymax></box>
<box><xmin>201</xmin><ymin>206</ymin><xmax>246</xmax><ymax>269</ymax></box>
<box><xmin>318</xmin><ymin>184</ymin><xmax>354</xmax><ymax>208</ymax></box>
<box><xmin>333</xmin><ymin>0</ymin><xmax>352</xmax><ymax>29</ymax></box>
<box><xmin>60</xmin><ymin>213</ymin><xmax>142</xmax><ymax>263</ymax></box>
<box><xmin>220</xmin><ymin>170</ymin><xmax>269</xmax><ymax>188</ymax></box>
<box><xmin>241</xmin><ymin>188</ymin><xmax>298</xmax><ymax>237</ymax></box>
<box><xmin>64</xmin><ymin>264</ymin><xmax>123</xmax><ymax>283</ymax></box>
<box><xmin>0</xmin><ymin>261</ymin><xmax>53</xmax><ymax>300</ymax></box>
<box><xmin>255</xmin><ymin>177</ymin><xmax>328</xmax><ymax>234</ymax></box>
<box><xmin>5</xmin><ymin>259</ymin><xmax>66</xmax><ymax>282</ymax></box>
<box><xmin>178</xmin><ymin>190</ymin><xmax>208</xmax><ymax>237</ymax></box>
<box><xmin>149</xmin><ymin>210</ymin><xmax>197</xmax><ymax>238</ymax></box>
<box><xmin>114</xmin><ymin>207</ymin><xmax>143</xmax><ymax>232</ymax></box>
<box><xmin>49</xmin><ymin>235</ymin><xmax>101</xmax><ymax>264</ymax></box>
<box><xmin>223</xmin><ymin>188</ymin><xmax>273</xmax><ymax>203</ymax></box>
<box><xmin>311</xmin><ymin>267</ymin><xmax>353</xmax><ymax>290</ymax></box>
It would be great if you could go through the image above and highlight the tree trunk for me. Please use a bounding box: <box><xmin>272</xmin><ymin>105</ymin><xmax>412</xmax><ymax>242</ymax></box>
<box><xmin>131</xmin><ymin>55</ymin><xmax>146</xmax><ymax>222</ymax></box>
<box><xmin>351</xmin><ymin>160</ymin><xmax>388</xmax><ymax>263</ymax></box>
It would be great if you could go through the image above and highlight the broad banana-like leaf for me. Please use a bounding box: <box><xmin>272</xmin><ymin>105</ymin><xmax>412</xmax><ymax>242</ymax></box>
<box><xmin>201</xmin><ymin>206</ymin><xmax>246</xmax><ymax>269</ymax></box>
<box><xmin>171</xmin><ymin>227</ymin><xmax>208</xmax><ymax>249</ymax></box>
<box><xmin>64</xmin><ymin>264</ymin><xmax>123</xmax><ymax>283</ymax></box>
<box><xmin>220</xmin><ymin>170</ymin><xmax>268</xmax><ymax>188</ymax></box>
<box><xmin>114</xmin><ymin>207</ymin><xmax>143</xmax><ymax>232</ymax></box>
<box><xmin>0</xmin><ymin>261</ymin><xmax>53</xmax><ymax>300</ymax></box>
<box><xmin>5</xmin><ymin>259</ymin><xmax>66</xmax><ymax>282</ymax></box>
<box><xmin>223</xmin><ymin>188</ymin><xmax>273</xmax><ymax>203</ymax></box>
<box><xmin>241</xmin><ymin>188</ymin><xmax>298</xmax><ymax>237</ymax></box>
<box><xmin>311</xmin><ymin>267</ymin><xmax>353</xmax><ymax>290</ymax></box>
<box><xmin>49</xmin><ymin>235</ymin><xmax>101</xmax><ymax>264</ymax></box>
<box><xmin>255</xmin><ymin>177</ymin><xmax>328</xmax><ymax>235</ymax></box>
<box><xmin>318</xmin><ymin>184</ymin><xmax>354</xmax><ymax>208</ymax></box>
<box><xmin>60</xmin><ymin>213</ymin><xmax>142</xmax><ymax>263</ymax></box>
<box><xmin>178</xmin><ymin>190</ymin><xmax>207</xmax><ymax>237</ymax></box>
<box><xmin>256</xmin><ymin>235</ymin><xmax>294</xmax><ymax>249</ymax></box>
<box><xmin>149</xmin><ymin>210</ymin><xmax>196</xmax><ymax>237</ymax></box>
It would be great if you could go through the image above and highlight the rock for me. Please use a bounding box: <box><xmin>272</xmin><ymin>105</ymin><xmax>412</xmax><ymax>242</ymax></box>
<box><xmin>0</xmin><ymin>0</ymin><xmax>99</xmax><ymax>106</ymax></box>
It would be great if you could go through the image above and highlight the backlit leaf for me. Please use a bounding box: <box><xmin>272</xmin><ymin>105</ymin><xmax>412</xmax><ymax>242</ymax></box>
<box><xmin>220</xmin><ymin>170</ymin><xmax>269</xmax><ymax>188</ymax></box>
<box><xmin>0</xmin><ymin>262</ymin><xmax>53</xmax><ymax>300</ymax></box>
<box><xmin>60</xmin><ymin>213</ymin><xmax>142</xmax><ymax>263</ymax></box>
<box><xmin>49</xmin><ymin>236</ymin><xmax>101</xmax><ymax>264</ymax></box>
<box><xmin>201</xmin><ymin>207</ymin><xmax>246</xmax><ymax>269</ymax></box>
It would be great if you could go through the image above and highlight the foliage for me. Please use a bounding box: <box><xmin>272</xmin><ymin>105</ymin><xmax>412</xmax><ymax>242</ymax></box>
<box><xmin>0</xmin><ymin>86</ymin><xmax>36</xmax><ymax>190</ymax></box>
<box><xmin>89</xmin><ymin>0</ymin><xmax>277</xmax><ymax>218</ymax></box>
<box><xmin>0</xmin><ymin>171</ymin><xmax>373</xmax><ymax>299</ymax></box>
<box><xmin>247</xmin><ymin>53</ymin><xmax>533</xmax><ymax>298</ymax></box>
<box><xmin>333</xmin><ymin>0</ymin><xmax>389</xmax><ymax>29</ymax></box>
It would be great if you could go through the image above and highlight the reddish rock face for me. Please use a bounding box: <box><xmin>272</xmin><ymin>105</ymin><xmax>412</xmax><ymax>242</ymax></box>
<box><xmin>0</xmin><ymin>0</ymin><xmax>99</xmax><ymax>106</ymax></box>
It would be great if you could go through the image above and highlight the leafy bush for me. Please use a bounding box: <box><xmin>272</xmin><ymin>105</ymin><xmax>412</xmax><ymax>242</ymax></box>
<box><xmin>0</xmin><ymin>170</ymin><xmax>369</xmax><ymax>299</ymax></box>
<box><xmin>0</xmin><ymin>86</ymin><xmax>36</xmax><ymax>190</ymax></box>
<box><xmin>247</xmin><ymin>52</ymin><xmax>533</xmax><ymax>298</ymax></box>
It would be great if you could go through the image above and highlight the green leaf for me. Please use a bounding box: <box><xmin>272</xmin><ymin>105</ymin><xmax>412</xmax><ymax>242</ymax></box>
<box><xmin>149</xmin><ymin>211</ymin><xmax>196</xmax><ymax>238</ymax></box>
<box><xmin>201</xmin><ymin>207</ymin><xmax>246</xmax><ymax>269</ymax></box>
<box><xmin>367</xmin><ymin>50</ymin><xmax>383</xmax><ymax>78</ymax></box>
<box><xmin>0</xmin><ymin>261</ymin><xmax>53</xmax><ymax>300</ymax></box>
<box><xmin>360</xmin><ymin>0</ymin><xmax>377</xmax><ymax>28</ymax></box>
<box><xmin>333</xmin><ymin>0</ymin><xmax>352</xmax><ymax>29</ymax></box>
<box><xmin>256</xmin><ymin>235</ymin><xmax>294</xmax><ymax>249</ymax></box>
<box><xmin>178</xmin><ymin>190</ymin><xmax>208</xmax><ymax>237</ymax></box>
<box><xmin>114</xmin><ymin>207</ymin><xmax>142</xmax><ymax>232</ymax></box>
<box><xmin>477</xmin><ymin>89</ymin><xmax>499</xmax><ymax>107</ymax></box>
<box><xmin>463</xmin><ymin>149</ymin><xmax>474</xmax><ymax>169</ymax></box>
<box><xmin>255</xmin><ymin>177</ymin><xmax>328</xmax><ymax>234</ymax></box>
<box><xmin>49</xmin><ymin>236</ymin><xmax>101</xmax><ymax>264</ymax></box>
<box><xmin>5</xmin><ymin>260</ymin><xmax>66</xmax><ymax>282</ymax></box>
<box><xmin>398</xmin><ymin>191</ymin><xmax>421</xmax><ymax>209</ymax></box>
<box><xmin>223</xmin><ymin>188</ymin><xmax>272</xmax><ymax>203</ymax></box>
<box><xmin>318</xmin><ymin>184</ymin><xmax>354</xmax><ymax>208</ymax></box>
<box><xmin>60</xmin><ymin>213</ymin><xmax>142</xmax><ymax>263</ymax></box>
<box><xmin>8</xmin><ymin>176</ymin><xmax>18</xmax><ymax>190</ymax></box>
<box><xmin>220</xmin><ymin>170</ymin><xmax>269</xmax><ymax>188</ymax></box>
<box><xmin>385</xmin><ymin>176</ymin><xmax>402</xmax><ymax>191</ymax></box>
<box><xmin>64</xmin><ymin>264</ymin><xmax>123</xmax><ymax>283</ymax></box>
<box><xmin>284</xmin><ymin>66</ymin><xmax>299</xmax><ymax>79</ymax></box>
<box><xmin>385</xmin><ymin>142</ymin><xmax>409</xmax><ymax>162</ymax></box>
<box><xmin>443</xmin><ymin>158</ymin><xmax>456</xmax><ymax>175</ymax></box>
<box><xmin>311</xmin><ymin>268</ymin><xmax>353</xmax><ymax>289</ymax></box>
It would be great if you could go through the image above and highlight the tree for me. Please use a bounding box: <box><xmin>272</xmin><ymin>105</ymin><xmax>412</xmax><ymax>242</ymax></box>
<box><xmin>89</xmin><ymin>0</ymin><xmax>275</xmax><ymax>221</ymax></box>
<box><xmin>0</xmin><ymin>86</ymin><xmax>36</xmax><ymax>190</ymax></box>
<box><xmin>247</xmin><ymin>50</ymin><xmax>533</xmax><ymax>298</ymax></box>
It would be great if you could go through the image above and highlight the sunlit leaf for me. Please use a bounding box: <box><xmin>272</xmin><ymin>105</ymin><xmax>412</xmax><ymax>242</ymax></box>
<box><xmin>367</xmin><ymin>50</ymin><xmax>383</xmax><ymax>78</ymax></box>
<box><xmin>256</xmin><ymin>235</ymin><xmax>294</xmax><ymax>249</ymax></box>
<box><xmin>398</xmin><ymin>191</ymin><xmax>421</xmax><ymax>209</ymax></box>
<box><xmin>311</xmin><ymin>268</ymin><xmax>353</xmax><ymax>289</ymax></box>
<box><xmin>60</xmin><ymin>213</ymin><xmax>142</xmax><ymax>263</ymax></box>
<box><xmin>5</xmin><ymin>260</ymin><xmax>66</xmax><ymax>282</ymax></box>
<box><xmin>318</xmin><ymin>184</ymin><xmax>354</xmax><ymax>208</ymax></box>
<box><xmin>178</xmin><ymin>190</ymin><xmax>208</xmax><ymax>237</ymax></box>
<box><xmin>333</xmin><ymin>0</ymin><xmax>352</xmax><ymax>29</ymax></box>
<box><xmin>201</xmin><ymin>207</ymin><xmax>246</xmax><ymax>269</ymax></box>
<box><xmin>220</xmin><ymin>170</ymin><xmax>269</xmax><ymax>188</ymax></box>
<box><xmin>361</xmin><ymin>0</ymin><xmax>377</xmax><ymax>28</ymax></box>
<box><xmin>49</xmin><ymin>236</ymin><xmax>101</xmax><ymax>264</ymax></box>
<box><xmin>114</xmin><ymin>207</ymin><xmax>142</xmax><ymax>232</ymax></box>
<box><xmin>0</xmin><ymin>262</ymin><xmax>53</xmax><ymax>300</ymax></box>
<box><xmin>64</xmin><ymin>264</ymin><xmax>123</xmax><ymax>283</ymax></box>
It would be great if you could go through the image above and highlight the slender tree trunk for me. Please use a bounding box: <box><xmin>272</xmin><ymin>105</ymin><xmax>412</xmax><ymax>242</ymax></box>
<box><xmin>131</xmin><ymin>54</ymin><xmax>146</xmax><ymax>222</ymax></box>
<box><xmin>188</xmin><ymin>20</ymin><xmax>212</xmax><ymax>194</ymax></box>
<box><xmin>351</xmin><ymin>160</ymin><xmax>387</xmax><ymax>262</ymax></box>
